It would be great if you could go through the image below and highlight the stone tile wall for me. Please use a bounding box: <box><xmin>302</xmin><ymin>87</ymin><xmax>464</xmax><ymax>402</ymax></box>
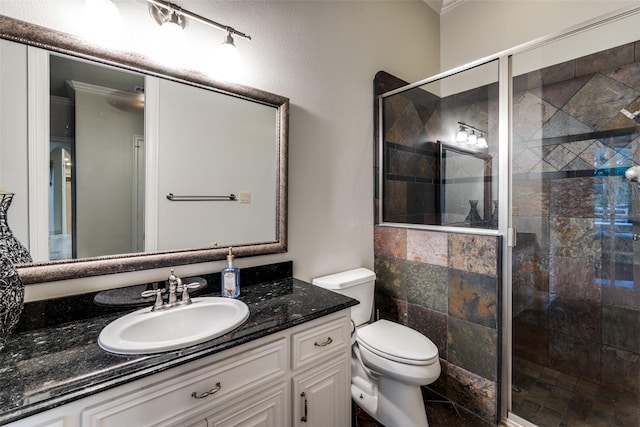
<box><xmin>373</xmin><ymin>226</ymin><xmax>501</xmax><ymax>423</ymax></box>
<box><xmin>511</xmin><ymin>41</ymin><xmax>640</xmax><ymax>397</ymax></box>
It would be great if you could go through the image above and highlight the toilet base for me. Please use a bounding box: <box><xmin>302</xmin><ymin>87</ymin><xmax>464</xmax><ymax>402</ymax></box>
<box><xmin>352</xmin><ymin>377</ymin><xmax>429</xmax><ymax>427</ymax></box>
<box><xmin>377</xmin><ymin>376</ymin><xmax>429</xmax><ymax>427</ymax></box>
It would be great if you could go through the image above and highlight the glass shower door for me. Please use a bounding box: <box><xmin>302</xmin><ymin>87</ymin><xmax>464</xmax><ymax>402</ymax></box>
<box><xmin>510</xmin><ymin>14</ymin><xmax>640</xmax><ymax>426</ymax></box>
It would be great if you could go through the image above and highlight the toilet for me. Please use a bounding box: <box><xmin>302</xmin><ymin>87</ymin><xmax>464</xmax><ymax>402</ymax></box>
<box><xmin>312</xmin><ymin>268</ymin><xmax>440</xmax><ymax>427</ymax></box>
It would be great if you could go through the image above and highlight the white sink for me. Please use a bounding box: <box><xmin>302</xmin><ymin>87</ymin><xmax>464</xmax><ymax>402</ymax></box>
<box><xmin>98</xmin><ymin>297</ymin><xmax>250</xmax><ymax>355</ymax></box>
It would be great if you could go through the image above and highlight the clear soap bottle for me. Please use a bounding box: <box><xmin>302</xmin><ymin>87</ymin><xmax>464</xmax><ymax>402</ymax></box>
<box><xmin>221</xmin><ymin>247</ymin><xmax>240</xmax><ymax>298</ymax></box>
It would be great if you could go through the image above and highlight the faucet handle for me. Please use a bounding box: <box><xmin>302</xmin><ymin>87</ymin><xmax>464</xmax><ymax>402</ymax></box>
<box><xmin>141</xmin><ymin>288</ymin><xmax>166</xmax><ymax>310</ymax></box>
<box><xmin>178</xmin><ymin>282</ymin><xmax>200</xmax><ymax>304</ymax></box>
<box><xmin>168</xmin><ymin>268</ymin><xmax>178</xmax><ymax>283</ymax></box>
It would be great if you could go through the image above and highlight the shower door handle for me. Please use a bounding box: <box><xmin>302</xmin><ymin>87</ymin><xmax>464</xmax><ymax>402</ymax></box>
<box><xmin>508</xmin><ymin>227</ymin><xmax>517</xmax><ymax>247</ymax></box>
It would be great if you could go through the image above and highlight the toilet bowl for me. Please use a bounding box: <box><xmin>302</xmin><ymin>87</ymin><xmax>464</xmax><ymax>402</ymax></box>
<box><xmin>312</xmin><ymin>268</ymin><xmax>441</xmax><ymax>427</ymax></box>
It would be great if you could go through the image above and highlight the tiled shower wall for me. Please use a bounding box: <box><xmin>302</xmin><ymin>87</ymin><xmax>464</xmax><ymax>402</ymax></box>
<box><xmin>511</xmin><ymin>42</ymin><xmax>640</xmax><ymax>397</ymax></box>
<box><xmin>373</xmin><ymin>72</ymin><xmax>501</xmax><ymax>424</ymax></box>
<box><xmin>373</xmin><ymin>227</ymin><xmax>501</xmax><ymax>423</ymax></box>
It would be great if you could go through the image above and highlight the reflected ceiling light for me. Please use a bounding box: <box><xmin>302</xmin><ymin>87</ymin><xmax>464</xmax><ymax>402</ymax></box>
<box><xmin>477</xmin><ymin>132</ymin><xmax>488</xmax><ymax>148</ymax></box>
<box><xmin>467</xmin><ymin>130</ymin><xmax>477</xmax><ymax>146</ymax></box>
<box><xmin>81</xmin><ymin>0</ymin><xmax>125</xmax><ymax>47</ymax></box>
<box><xmin>146</xmin><ymin>0</ymin><xmax>251</xmax><ymax>78</ymax></box>
<box><xmin>455</xmin><ymin>122</ymin><xmax>487</xmax><ymax>149</ymax></box>
<box><xmin>456</xmin><ymin>123</ymin><xmax>468</xmax><ymax>143</ymax></box>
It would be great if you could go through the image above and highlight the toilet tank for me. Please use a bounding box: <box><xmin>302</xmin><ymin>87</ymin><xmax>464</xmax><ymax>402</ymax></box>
<box><xmin>312</xmin><ymin>268</ymin><xmax>376</xmax><ymax>326</ymax></box>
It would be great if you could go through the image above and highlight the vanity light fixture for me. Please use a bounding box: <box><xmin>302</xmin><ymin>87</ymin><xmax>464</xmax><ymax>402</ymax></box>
<box><xmin>151</xmin><ymin>3</ymin><xmax>188</xmax><ymax>65</ymax></box>
<box><xmin>213</xmin><ymin>31</ymin><xmax>243</xmax><ymax>80</ymax></box>
<box><xmin>151</xmin><ymin>4</ymin><xmax>187</xmax><ymax>33</ymax></box>
<box><xmin>147</xmin><ymin>0</ymin><xmax>251</xmax><ymax>73</ymax></box>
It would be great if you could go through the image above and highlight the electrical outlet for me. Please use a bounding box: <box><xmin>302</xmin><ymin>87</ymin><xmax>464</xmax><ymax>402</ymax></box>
<box><xmin>239</xmin><ymin>191</ymin><xmax>251</xmax><ymax>203</ymax></box>
<box><xmin>512</xmin><ymin>206</ymin><xmax>520</xmax><ymax>216</ymax></box>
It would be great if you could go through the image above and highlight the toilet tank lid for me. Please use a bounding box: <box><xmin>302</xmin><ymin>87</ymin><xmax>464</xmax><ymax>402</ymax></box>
<box><xmin>312</xmin><ymin>268</ymin><xmax>376</xmax><ymax>290</ymax></box>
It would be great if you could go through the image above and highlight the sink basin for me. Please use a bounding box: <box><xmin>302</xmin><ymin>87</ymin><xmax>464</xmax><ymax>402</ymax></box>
<box><xmin>98</xmin><ymin>297</ymin><xmax>250</xmax><ymax>355</ymax></box>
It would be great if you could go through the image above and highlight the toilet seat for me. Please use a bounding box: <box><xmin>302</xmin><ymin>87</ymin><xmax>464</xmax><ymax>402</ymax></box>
<box><xmin>356</xmin><ymin>320</ymin><xmax>438</xmax><ymax>366</ymax></box>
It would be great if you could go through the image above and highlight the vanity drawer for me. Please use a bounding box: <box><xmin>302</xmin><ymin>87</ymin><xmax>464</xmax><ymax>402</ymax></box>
<box><xmin>292</xmin><ymin>315</ymin><xmax>350</xmax><ymax>370</ymax></box>
<box><xmin>81</xmin><ymin>338</ymin><xmax>286</xmax><ymax>427</ymax></box>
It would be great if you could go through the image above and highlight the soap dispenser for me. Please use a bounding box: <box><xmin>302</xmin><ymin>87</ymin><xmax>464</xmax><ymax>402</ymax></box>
<box><xmin>221</xmin><ymin>247</ymin><xmax>240</xmax><ymax>298</ymax></box>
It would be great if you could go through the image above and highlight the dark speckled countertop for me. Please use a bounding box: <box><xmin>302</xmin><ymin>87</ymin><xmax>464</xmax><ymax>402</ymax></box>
<box><xmin>0</xmin><ymin>277</ymin><xmax>357</xmax><ymax>425</ymax></box>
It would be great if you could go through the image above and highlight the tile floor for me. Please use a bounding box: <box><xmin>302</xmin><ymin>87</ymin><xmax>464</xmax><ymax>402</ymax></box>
<box><xmin>354</xmin><ymin>387</ymin><xmax>493</xmax><ymax>427</ymax></box>
<box><xmin>512</xmin><ymin>357</ymin><xmax>640</xmax><ymax>427</ymax></box>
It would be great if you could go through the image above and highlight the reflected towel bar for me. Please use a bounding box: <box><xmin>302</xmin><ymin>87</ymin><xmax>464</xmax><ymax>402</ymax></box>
<box><xmin>166</xmin><ymin>193</ymin><xmax>236</xmax><ymax>201</ymax></box>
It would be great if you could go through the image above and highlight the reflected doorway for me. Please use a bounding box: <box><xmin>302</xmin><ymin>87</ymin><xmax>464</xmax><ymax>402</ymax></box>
<box><xmin>49</xmin><ymin>145</ymin><xmax>73</xmax><ymax>260</ymax></box>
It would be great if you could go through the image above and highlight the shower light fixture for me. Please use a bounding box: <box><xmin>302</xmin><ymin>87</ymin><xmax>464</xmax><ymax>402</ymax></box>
<box><xmin>455</xmin><ymin>122</ymin><xmax>487</xmax><ymax>149</ymax></box>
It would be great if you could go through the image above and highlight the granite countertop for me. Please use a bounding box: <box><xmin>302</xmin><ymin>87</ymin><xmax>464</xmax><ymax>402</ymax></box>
<box><xmin>0</xmin><ymin>278</ymin><xmax>357</xmax><ymax>425</ymax></box>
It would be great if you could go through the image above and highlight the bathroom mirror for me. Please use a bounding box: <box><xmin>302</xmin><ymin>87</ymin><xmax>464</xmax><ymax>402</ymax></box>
<box><xmin>440</xmin><ymin>143</ymin><xmax>493</xmax><ymax>228</ymax></box>
<box><xmin>0</xmin><ymin>15</ymin><xmax>288</xmax><ymax>284</ymax></box>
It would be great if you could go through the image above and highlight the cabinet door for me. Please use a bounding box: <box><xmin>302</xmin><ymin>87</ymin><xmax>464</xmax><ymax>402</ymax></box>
<box><xmin>82</xmin><ymin>339</ymin><xmax>285</xmax><ymax>427</ymax></box>
<box><xmin>292</xmin><ymin>356</ymin><xmax>349</xmax><ymax>427</ymax></box>
<box><xmin>205</xmin><ymin>383</ymin><xmax>288</xmax><ymax>427</ymax></box>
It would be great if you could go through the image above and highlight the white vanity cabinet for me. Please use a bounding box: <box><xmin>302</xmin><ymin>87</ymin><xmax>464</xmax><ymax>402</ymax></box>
<box><xmin>6</xmin><ymin>310</ymin><xmax>351</xmax><ymax>427</ymax></box>
<box><xmin>291</xmin><ymin>316</ymin><xmax>351</xmax><ymax>427</ymax></box>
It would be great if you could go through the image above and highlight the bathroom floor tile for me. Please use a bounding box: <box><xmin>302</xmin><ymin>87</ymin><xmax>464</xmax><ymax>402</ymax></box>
<box><xmin>512</xmin><ymin>357</ymin><xmax>640</xmax><ymax>427</ymax></box>
<box><xmin>353</xmin><ymin>387</ymin><xmax>493</xmax><ymax>427</ymax></box>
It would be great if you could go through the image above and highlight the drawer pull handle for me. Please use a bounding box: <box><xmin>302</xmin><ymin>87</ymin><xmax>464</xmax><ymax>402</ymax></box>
<box><xmin>191</xmin><ymin>382</ymin><xmax>222</xmax><ymax>399</ymax></box>
<box><xmin>314</xmin><ymin>337</ymin><xmax>333</xmax><ymax>347</ymax></box>
<box><xmin>300</xmin><ymin>392</ymin><xmax>308</xmax><ymax>422</ymax></box>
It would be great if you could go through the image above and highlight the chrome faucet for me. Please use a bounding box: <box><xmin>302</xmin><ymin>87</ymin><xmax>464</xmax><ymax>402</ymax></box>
<box><xmin>167</xmin><ymin>269</ymin><xmax>182</xmax><ymax>305</ymax></box>
<box><xmin>141</xmin><ymin>269</ymin><xmax>200</xmax><ymax>311</ymax></box>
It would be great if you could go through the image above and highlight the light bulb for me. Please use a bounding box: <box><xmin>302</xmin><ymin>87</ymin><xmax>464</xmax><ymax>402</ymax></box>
<box><xmin>81</xmin><ymin>0</ymin><xmax>125</xmax><ymax>48</ymax></box>
<box><xmin>456</xmin><ymin>125</ymin><xmax>468</xmax><ymax>143</ymax></box>
<box><xmin>477</xmin><ymin>134</ymin><xmax>488</xmax><ymax>148</ymax></box>
<box><xmin>467</xmin><ymin>131</ymin><xmax>477</xmax><ymax>146</ymax></box>
<box><xmin>154</xmin><ymin>12</ymin><xmax>188</xmax><ymax>66</ymax></box>
<box><xmin>211</xmin><ymin>33</ymin><xmax>243</xmax><ymax>82</ymax></box>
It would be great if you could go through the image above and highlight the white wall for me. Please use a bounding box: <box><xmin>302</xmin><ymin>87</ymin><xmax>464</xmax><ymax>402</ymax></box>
<box><xmin>440</xmin><ymin>0</ymin><xmax>637</xmax><ymax>71</ymax></box>
<box><xmin>0</xmin><ymin>0</ymin><xmax>439</xmax><ymax>297</ymax></box>
<box><xmin>72</xmin><ymin>82</ymin><xmax>144</xmax><ymax>258</ymax></box>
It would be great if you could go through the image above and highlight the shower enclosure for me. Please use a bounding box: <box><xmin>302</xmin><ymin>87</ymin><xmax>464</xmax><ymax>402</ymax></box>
<box><xmin>377</xmin><ymin>6</ymin><xmax>640</xmax><ymax>426</ymax></box>
<box><xmin>508</xmin><ymin>10</ymin><xmax>640</xmax><ymax>427</ymax></box>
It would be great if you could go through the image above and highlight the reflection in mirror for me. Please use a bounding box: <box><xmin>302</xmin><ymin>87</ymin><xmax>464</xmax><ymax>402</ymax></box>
<box><xmin>378</xmin><ymin>60</ymin><xmax>499</xmax><ymax>230</ymax></box>
<box><xmin>0</xmin><ymin>15</ymin><xmax>288</xmax><ymax>284</ymax></box>
<box><xmin>156</xmin><ymin>78</ymin><xmax>278</xmax><ymax>251</ymax></box>
<box><xmin>49</xmin><ymin>146</ymin><xmax>72</xmax><ymax>259</ymax></box>
<box><xmin>49</xmin><ymin>54</ymin><xmax>145</xmax><ymax>260</ymax></box>
<box><xmin>440</xmin><ymin>143</ymin><xmax>494</xmax><ymax>228</ymax></box>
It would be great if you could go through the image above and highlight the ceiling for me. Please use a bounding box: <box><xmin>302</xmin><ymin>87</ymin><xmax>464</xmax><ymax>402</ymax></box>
<box><xmin>423</xmin><ymin>0</ymin><xmax>468</xmax><ymax>15</ymax></box>
<box><xmin>50</xmin><ymin>54</ymin><xmax>145</xmax><ymax>98</ymax></box>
